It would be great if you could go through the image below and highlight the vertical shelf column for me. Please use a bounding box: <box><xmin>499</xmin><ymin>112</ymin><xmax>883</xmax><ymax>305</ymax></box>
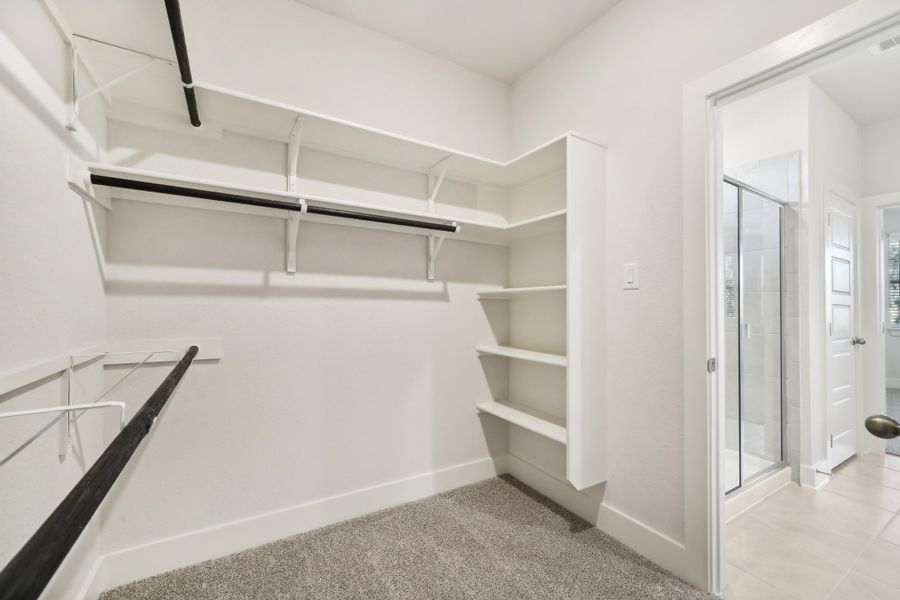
<box><xmin>566</xmin><ymin>135</ymin><xmax>607</xmax><ymax>490</ymax></box>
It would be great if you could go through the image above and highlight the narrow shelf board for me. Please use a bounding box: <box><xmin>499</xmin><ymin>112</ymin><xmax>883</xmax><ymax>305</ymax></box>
<box><xmin>476</xmin><ymin>401</ymin><xmax>567</xmax><ymax>445</ymax></box>
<box><xmin>475</xmin><ymin>346</ymin><xmax>567</xmax><ymax>367</ymax></box>
<box><xmin>477</xmin><ymin>285</ymin><xmax>566</xmax><ymax>299</ymax></box>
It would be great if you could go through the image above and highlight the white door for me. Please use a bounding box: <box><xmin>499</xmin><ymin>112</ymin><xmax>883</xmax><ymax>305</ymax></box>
<box><xmin>826</xmin><ymin>190</ymin><xmax>860</xmax><ymax>469</ymax></box>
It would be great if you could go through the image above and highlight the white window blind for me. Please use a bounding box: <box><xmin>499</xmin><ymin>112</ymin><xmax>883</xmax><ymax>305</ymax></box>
<box><xmin>889</xmin><ymin>234</ymin><xmax>900</xmax><ymax>327</ymax></box>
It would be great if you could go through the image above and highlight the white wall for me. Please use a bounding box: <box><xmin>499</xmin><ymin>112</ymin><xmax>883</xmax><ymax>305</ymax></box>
<box><xmin>807</xmin><ymin>83</ymin><xmax>863</xmax><ymax>472</ymax></box>
<box><xmin>0</xmin><ymin>2</ymin><xmax>108</xmax><ymax>598</ymax></box>
<box><xmin>723</xmin><ymin>79</ymin><xmax>810</xmax><ymax>175</ymax></box>
<box><xmin>863</xmin><ymin>116</ymin><xmax>900</xmax><ymax>197</ymax></box>
<box><xmin>97</xmin><ymin>120</ymin><xmax>510</xmax><ymax>554</ymax></box>
<box><xmin>181</xmin><ymin>0</ymin><xmax>510</xmax><ymax>159</ymax></box>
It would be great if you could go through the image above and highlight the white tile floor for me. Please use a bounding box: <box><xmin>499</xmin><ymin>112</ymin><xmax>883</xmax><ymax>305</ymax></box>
<box><xmin>726</xmin><ymin>454</ymin><xmax>900</xmax><ymax>599</ymax></box>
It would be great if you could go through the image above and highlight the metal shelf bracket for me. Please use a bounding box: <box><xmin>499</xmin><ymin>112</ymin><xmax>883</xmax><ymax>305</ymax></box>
<box><xmin>427</xmin><ymin>232</ymin><xmax>447</xmax><ymax>282</ymax></box>
<box><xmin>67</xmin><ymin>43</ymin><xmax>169</xmax><ymax>132</ymax></box>
<box><xmin>427</xmin><ymin>155</ymin><xmax>451</xmax><ymax>212</ymax></box>
<box><xmin>286</xmin><ymin>115</ymin><xmax>304</xmax><ymax>273</ymax></box>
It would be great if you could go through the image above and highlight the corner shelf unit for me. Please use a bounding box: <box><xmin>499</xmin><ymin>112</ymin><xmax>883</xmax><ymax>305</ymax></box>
<box><xmin>473</xmin><ymin>134</ymin><xmax>607</xmax><ymax>491</ymax></box>
<box><xmin>86</xmin><ymin>83</ymin><xmax>573</xmax><ymax>249</ymax></box>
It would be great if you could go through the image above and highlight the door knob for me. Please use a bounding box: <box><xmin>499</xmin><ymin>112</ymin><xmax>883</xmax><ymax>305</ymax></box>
<box><xmin>866</xmin><ymin>415</ymin><xmax>900</xmax><ymax>439</ymax></box>
<box><xmin>852</xmin><ymin>337</ymin><xmax>867</xmax><ymax>345</ymax></box>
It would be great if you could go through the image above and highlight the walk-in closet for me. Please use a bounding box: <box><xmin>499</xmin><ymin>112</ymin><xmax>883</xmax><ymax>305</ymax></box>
<box><xmin>6</xmin><ymin>1</ymin><xmax>892</xmax><ymax>599</ymax></box>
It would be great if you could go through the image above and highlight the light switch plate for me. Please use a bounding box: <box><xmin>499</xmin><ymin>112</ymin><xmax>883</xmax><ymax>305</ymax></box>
<box><xmin>623</xmin><ymin>263</ymin><xmax>639</xmax><ymax>289</ymax></box>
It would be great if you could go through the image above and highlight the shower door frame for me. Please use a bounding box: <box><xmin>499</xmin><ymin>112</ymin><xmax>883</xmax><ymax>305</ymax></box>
<box><xmin>724</xmin><ymin>176</ymin><xmax>787</xmax><ymax>495</ymax></box>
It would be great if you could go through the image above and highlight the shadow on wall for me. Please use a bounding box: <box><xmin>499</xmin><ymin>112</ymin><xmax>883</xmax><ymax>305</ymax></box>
<box><xmin>103</xmin><ymin>200</ymin><xmax>509</xmax><ymax>301</ymax></box>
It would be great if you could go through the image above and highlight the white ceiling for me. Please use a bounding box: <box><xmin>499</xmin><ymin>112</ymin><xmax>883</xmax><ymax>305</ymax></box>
<box><xmin>811</xmin><ymin>37</ymin><xmax>900</xmax><ymax>126</ymax></box>
<box><xmin>295</xmin><ymin>0</ymin><xmax>620</xmax><ymax>83</ymax></box>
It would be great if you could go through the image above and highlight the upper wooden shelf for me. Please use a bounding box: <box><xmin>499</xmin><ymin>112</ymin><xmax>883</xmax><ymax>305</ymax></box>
<box><xmin>194</xmin><ymin>83</ymin><xmax>570</xmax><ymax>189</ymax></box>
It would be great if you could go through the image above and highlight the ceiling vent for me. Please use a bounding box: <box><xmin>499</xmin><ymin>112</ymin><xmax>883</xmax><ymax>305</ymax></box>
<box><xmin>869</xmin><ymin>35</ymin><xmax>900</xmax><ymax>55</ymax></box>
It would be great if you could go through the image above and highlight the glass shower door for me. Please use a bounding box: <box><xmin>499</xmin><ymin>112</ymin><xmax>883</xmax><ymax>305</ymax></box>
<box><xmin>724</xmin><ymin>180</ymin><xmax>783</xmax><ymax>493</ymax></box>
<box><xmin>724</xmin><ymin>182</ymin><xmax>741</xmax><ymax>493</ymax></box>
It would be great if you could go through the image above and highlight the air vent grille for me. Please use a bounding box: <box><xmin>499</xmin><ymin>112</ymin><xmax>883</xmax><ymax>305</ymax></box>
<box><xmin>870</xmin><ymin>35</ymin><xmax>900</xmax><ymax>55</ymax></box>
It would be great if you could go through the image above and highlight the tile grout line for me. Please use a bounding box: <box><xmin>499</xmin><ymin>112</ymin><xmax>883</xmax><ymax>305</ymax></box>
<box><xmin>822</xmin><ymin>468</ymin><xmax>900</xmax><ymax>597</ymax></box>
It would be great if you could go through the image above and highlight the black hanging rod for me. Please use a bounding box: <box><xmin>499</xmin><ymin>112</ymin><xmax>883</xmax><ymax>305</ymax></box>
<box><xmin>0</xmin><ymin>346</ymin><xmax>199</xmax><ymax>600</ymax></box>
<box><xmin>89</xmin><ymin>174</ymin><xmax>460</xmax><ymax>233</ymax></box>
<box><xmin>163</xmin><ymin>0</ymin><xmax>201</xmax><ymax>127</ymax></box>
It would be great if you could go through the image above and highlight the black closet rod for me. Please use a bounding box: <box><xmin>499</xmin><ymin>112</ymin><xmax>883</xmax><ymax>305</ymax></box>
<box><xmin>89</xmin><ymin>174</ymin><xmax>460</xmax><ymax>233</ymax></box>
<box><xmin>164</xmin><ymin>0</ymin><xmax>201</xmax><ymax>127</ymax></box>
<box><xmin>0</xmin><ymin>346</ymin><xmax>199</xmax><ymax>600</ymax></box>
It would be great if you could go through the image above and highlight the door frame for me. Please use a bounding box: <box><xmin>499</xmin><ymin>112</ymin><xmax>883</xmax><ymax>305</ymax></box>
<box><xmin>682</xmin><ymin>2</ymin><xmax>900</xmax><ymax>594</ymax></box>
<box><xmin>861</xmin><ymin>192</ymin><xmax>900</xmax><ymax>455</ymax></box>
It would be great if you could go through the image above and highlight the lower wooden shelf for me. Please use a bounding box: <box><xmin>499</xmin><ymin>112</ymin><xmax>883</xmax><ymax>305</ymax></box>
<box><xmin>476</xmin><ymin>401</ymin><xmax>567</xmax><ymax>444</ymax></box>
<box><xmin>475</xmin><ymin>345</ymin><xmax>567</xmax><ymax>367</ymax></box>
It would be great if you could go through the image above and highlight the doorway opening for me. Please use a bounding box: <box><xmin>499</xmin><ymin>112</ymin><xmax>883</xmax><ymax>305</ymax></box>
<box><xmin>684</xmin><ymin>3</ymin><xmax>900</xmax><ymax>595</ymax></box>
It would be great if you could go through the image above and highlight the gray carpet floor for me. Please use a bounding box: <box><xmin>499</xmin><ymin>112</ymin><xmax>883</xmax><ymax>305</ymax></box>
<box><xmin>100</xmin><ymin>475</ymin><xmax>713</xmax><ymax>600</ymax></box>
<box><xmin>887</xmin><ymin>389</ymin><xmax>900</xmax><ymax>456</ymax></box>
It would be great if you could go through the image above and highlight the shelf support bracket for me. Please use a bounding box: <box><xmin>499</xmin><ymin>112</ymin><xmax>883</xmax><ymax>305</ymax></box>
<box><xmin>427</xmin><ymin>156</ymin><xmax>451</xmax><ymax>213</ymax></box>
<box><xmin>426</xmin><ymin>232</ymin><xmax>446</xmax><ymax>282</ymax></box>
<box><xmin>286</xmin><ymin>115</ymin><xmax>304</xmax><ymax>273</ymax></box>
<box><xmin>67</xmin><ymin>46</ymin><xmax>161</xmax><ymax>132</ymax></box>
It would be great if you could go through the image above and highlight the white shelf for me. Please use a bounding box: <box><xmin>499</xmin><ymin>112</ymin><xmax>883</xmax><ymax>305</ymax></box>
<box><xmin>477</xmin><ymin>285</ymin><xmax>566</xmax><ymax>300</ymax></box>
<box><xmin>193</xmin><ymin>83</ymin><xmax>570</xmax><ymax>188</ymax></box>
<box><xmin>476</xmin><ymin>401</ymin><xmax>567</xmax><ymax>444</ymax></box>
<box><xmin>476</xmin><ymin>346</ymin><xmax>567</xmax><ymax>367</ymax></box>
<box><xmin>84</xmin><ymin>162</ymin><xmax>567</xmax><ymax>246</ymax></box>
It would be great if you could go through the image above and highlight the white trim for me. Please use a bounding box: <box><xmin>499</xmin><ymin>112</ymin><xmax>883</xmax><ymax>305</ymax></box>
<box><xmin>861</xmin><ymin>192</ymin><xmax>900</xmax><ymax>455</ymax></box>
<box><xmin>0</xmin><ymin>342</ymin><xmax>107</xmax><ymax>397</ymax></box>
<box><xmin>684</xmin><ymin>1</ymin><xmax>900</xmax><ymax>593</ymax></box>
<box><xmin>799</xmin><ymin>464</ymin><xmax>832</xmax><ymax>489</ymax></box>
<box><xmin>71</xmin><ymin>553</ymin><xmax>106</xmax><ymax>600</ymax></box>
<box><xmin>79</xmin><ymin>456</ymin><xmax>507</xmax><ymax>596</ymax></box>
<box><xmin>724</xmin><ymin>466</ymin><xmax>792</xmax><ymax>522</ymax></box>
<box><xmin>506</xmin><ymin>456</ymin><xmax>689</xmax><ymax>577</ymax></box>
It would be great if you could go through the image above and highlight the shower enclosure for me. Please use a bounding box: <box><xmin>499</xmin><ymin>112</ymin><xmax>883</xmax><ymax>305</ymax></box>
<box><xmin>723</xmin><ymin>178</ymin><xmax>784</xmax><ymax>494</ymax></box>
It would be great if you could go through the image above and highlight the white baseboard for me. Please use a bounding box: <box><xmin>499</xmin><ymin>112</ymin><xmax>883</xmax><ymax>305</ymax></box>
<box><xmin>799</xmin><ymin>463</ymin><xmax>830</xmax><ymax>489</ymax></box>
<box><xmin>506</xmin><ymin>455</ymin><xmax>690</xmax><ymax>583</ymax></box>
<box><xmin>73</xmin><ymin>555</ymin><xmax>106</xmax><ymax>600</ymax></box>
<box><xmin>80</xmin><ymin>455</ymin><xmax>508</xmax><ymax>597</ymax></box>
